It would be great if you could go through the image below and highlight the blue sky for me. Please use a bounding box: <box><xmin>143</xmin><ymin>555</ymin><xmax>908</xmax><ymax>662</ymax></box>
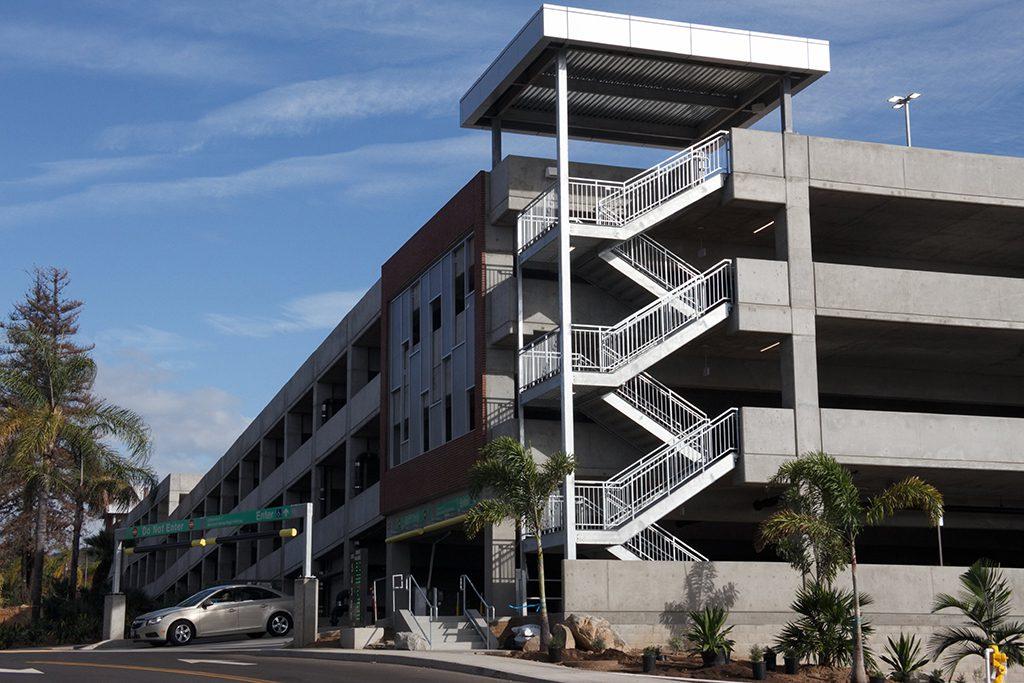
<box><xmin>1</xmin><ymin>0</ymin><xmax>1021</xmax><ymax>478</ymax></box>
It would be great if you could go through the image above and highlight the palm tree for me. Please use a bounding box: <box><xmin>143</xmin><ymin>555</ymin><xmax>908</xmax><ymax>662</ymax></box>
<box><xmin>930</xmin><ymin>560</ymin><xmax>1024</xmax><ymax>674</ymax></box>
<box><xmin>84</xmin><ymin>527</ymin><xmax>116</xmax><ymax>593</ymax></box>
<box><xmin>67</xmin><ymin>436</ymin><xmax>154</xmax><ymax>599</ymax></box>
<box><xmin>759</xmin><ymin>451</ymin><xmax>943</xmax><ymax>683</ymax></box>
<box><xmin>0</xmin><ymin>330</ymin><xmax>96</xmax><ymax>620</ymax></box>
<box><xmin>65</xmin><ymin>404</ymin><xmax>153</xmax><ymax>599</ymax></box>
<box><xmin>464</xmin><ymin>436</ymin><xmax>575</xmax><ymax>647</ymax></box>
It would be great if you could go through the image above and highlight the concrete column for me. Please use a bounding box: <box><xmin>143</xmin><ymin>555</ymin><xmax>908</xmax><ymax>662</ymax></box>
<box><xmin>484</xmin><ymin>521</ymin><xmax>517</xmax><ymax>617</ymax></box>
<box><xmin>775</xmin><ymin>132</ymin><xmax>821</xmax><ymax>454</ymax></box>
<box><xmin>290</xmin><ymin>576</ymin><xmax>319</xmax><ymax>647</ymax></box>
<box><xmin>102</xmin><ymin>593</ymin><xmax>126</xmax><ymax>641</ymax></box>
<box><xmin>555</xmin><ymin>48</ymin><xmax>577</xmax><ymax>560</ymax></box>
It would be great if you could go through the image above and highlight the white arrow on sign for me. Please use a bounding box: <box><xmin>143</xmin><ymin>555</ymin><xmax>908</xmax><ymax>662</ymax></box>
<box><xmin>178</xmin><ymin>659</ymin><xmax>256</xmax><ymax>666</ymax></box>
<box><xmin>0</xmin><ymin>669</ymin><xmax>43</xmax><ymax>675</ymax></box>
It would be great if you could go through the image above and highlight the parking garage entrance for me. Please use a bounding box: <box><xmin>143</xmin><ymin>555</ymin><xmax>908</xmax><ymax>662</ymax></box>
<box><xmin>385</xmin><ymin>492</ymin><xmax>490</xmax><ymax>617</ymax></box>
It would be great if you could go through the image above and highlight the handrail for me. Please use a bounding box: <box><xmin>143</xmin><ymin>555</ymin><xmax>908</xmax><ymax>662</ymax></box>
<box><xmin>574</xmin><ymin>408</ymin><xmax>739</xmax><ymax>530</ymax></box>
<box><xmin>516</xmin><ymin>131</ymin><xmax>731</xmax><ymax>254</ymax></box>
<box><xmin>518</xmin><ymin>329</ymin><xmax>561</xmax><ymax>390</ymax></box>
<box><xmin>572</xmin><ymin>260</ymin><xmax>733</xmax><ymax>373</ymax></box>
<box><xmin>392</xmin><ymin>573</ymin><xmax>436</xmax><ymax>647</ymax></box>
<box><xmin>618</xmin><ymin>373</ymin><xmax>706</xmax><ymax>440</ymax></box>
<box><xmin>609</xmin><ymin>233</ymin><xmax>700</xmax><ymax>291</ymax></box>
<box><xmin>624</xmin><ymin>523</ymin><xmax>709</xmax><ymax>562</ymax></box>
<box><xmin>459</xmin><ymin>575</ymin><xmax>495</xmax><ymax>649</ymax></box>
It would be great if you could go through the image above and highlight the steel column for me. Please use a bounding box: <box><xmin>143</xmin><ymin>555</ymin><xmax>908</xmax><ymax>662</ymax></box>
<box><xmin>555</xmin><ymin>49</ymin><xmax>577</xmax><ymax>560</ymax></box>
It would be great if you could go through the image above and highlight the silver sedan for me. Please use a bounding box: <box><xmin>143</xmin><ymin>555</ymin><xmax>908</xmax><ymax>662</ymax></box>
<box><xmin>131</xmin><ymin>584</ymin><xmax>294</xmax><ymax>646</ymax></box>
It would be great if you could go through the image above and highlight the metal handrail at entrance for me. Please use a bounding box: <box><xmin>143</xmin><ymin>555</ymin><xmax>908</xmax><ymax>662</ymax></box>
<box><xmin>459</xmin><ymin>574</ymin><xmax>495</xmax><ymax>649</ymax></box>
<box><xmin>391</xmin><ymin>573</ymin><xmax>437</xmax><ymax>646</ymax></box>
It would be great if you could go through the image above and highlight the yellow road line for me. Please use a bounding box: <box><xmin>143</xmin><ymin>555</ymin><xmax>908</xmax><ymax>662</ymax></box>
<box><xmin>28</xmin><ymin>660</ymin><xmax>276</xmax><ymax>683</ymax></box>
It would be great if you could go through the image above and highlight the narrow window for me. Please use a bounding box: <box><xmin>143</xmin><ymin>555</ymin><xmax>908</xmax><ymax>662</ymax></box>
<box><xmin>422</xmin><ymin>401</ymin><xmax>430</xmax><ymax>453</ymax></box>
<box><xmin>411</xmin><ymin>305</ymin><xmax>420</xmax><ymax>346</ymax></box>
<box><xmin>431</xmin><ymin>298</ymin><xmax>442</xmax><ymax>331</ymax></box>
<box><xmin>467</xmin><ymin>387</ymin><xmax>476</xmax><ymax>431</ymax></box>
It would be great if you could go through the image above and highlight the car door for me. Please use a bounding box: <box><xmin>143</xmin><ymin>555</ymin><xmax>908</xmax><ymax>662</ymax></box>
<box><xmin>235</xmin><ymin>587</ymin><xmax>273</xmax><ymax>632</ymax></box>
<box><xmin>198</xmin><ymin>588</ymin><xmax>240</xmax><ymax>636</ymax></box>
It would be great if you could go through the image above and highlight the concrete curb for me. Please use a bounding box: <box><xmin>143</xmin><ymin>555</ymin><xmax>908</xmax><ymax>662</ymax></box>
<box><xmin>75</xmin><ymin>638</ymin><xmax>129</xmax><ymax>651</ymax></box>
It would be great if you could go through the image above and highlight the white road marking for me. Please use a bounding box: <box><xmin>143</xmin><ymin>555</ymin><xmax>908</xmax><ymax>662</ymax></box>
<box><xmin>178</xmin><ymin>659</ymin><xmax>257</xmax><ymax>666</ymax></box>
<box><xmin>0</xmin><ymin>668</ymin><xmax>43</xmax><ymax>674</ymax></box>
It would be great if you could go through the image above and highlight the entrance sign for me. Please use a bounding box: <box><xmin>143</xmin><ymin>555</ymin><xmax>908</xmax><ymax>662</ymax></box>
<box><xmin>387</xmin><ymin>491</ymin><xmax>474</xmax><ymax>537</ymax></box>
<box><xmin>116</xmin><ymin>504</ymin><xmax>304</xmax><ymax>541</ymax></box>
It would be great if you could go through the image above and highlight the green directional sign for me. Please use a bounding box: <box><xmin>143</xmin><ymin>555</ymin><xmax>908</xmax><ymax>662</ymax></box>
<box><xmin>116</xmin><ymin>504</ymin><xmax>305</xmax><ymax>541</ymax></box>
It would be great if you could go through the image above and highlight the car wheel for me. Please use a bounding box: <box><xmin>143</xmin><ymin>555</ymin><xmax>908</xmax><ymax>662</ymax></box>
<box><xmin>246</xmin><ymin>632</ymin><xmax>265</xmax><ymax>639</ymax></box>
<box><xmin>167</xmin><ymin>620</ymin><xmax>196</xmax><ymax>646</ymax></box>
<box><xmin>267</xmin><ymin>612</ymin><xmax>292</xmax><ymax>637</ymax></box>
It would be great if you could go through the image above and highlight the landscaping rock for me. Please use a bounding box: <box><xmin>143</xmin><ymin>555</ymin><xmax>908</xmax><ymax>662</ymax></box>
<box><xmin>394</xmin><ymin>631</ymin><xmax>430</xmax><ymax>651</ymax></box>
<box><xmin>564</xmin><ymin>613</ymin><xmax>626</xmax><ymax>651</ymax></box>
<box><xmin>553</xmin><ymin>623</ymin><xmax>576</xmax><ymax>650</ymax></box>
<box><xmin>521</xmin><ymin>635</ymin><xmax>541</xmax><ymax>652</ymax></box>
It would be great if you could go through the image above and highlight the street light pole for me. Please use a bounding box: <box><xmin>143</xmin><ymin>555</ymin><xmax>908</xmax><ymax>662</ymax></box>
<box><xmin>887</xmin><ymin>92</ymin><xmax>921</xmax><ymax>147</ymax></box>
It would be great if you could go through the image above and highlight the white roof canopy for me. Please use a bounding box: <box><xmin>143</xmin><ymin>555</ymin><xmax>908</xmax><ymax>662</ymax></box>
<box><xmin>461</xmin><ymin>5</ymin><xmax>830</xmax><ymax>147</ymax></box>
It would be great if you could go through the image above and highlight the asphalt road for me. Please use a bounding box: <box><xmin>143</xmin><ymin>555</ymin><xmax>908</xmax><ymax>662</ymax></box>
<box><xmin>0</xmin><ymin>649</ymin><xmax>486</xmax><ymax>682</ymax></box>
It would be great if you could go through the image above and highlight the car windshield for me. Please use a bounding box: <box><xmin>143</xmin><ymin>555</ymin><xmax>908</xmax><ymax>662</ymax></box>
<box><xmin>176</xmin><ymin>587</ymin><xmax>222</xmax><ymax>607</ymax></box>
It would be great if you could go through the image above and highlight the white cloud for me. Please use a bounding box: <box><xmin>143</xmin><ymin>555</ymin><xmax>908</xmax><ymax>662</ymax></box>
<box><xmin>0</xmin><ymin>155</ymin><xmax>165</xmax><ymax>192</ymax></box>
<box><xmin>206</xmin><ymin>289</ymin><xmax>366</xmax><ymax>338</ymax></box>
<box><xmin>0</xmin><ymin>135</ymin><xmax>489</xmax><ymax>227</ymax></box>
<box><xmin>0</xmin><ymin>21</ymin><xmax>269</xmax><ymax>83</ymax></box>
<box><xmin>93</xmin><ymin>353</ymin><xmax>250</xmax><ymax>479</ymax></box>
<box><xmin>100</xmin><ymin>66</ymin><xmax>473</xmax><ymax>151</ymax></box>
<box><xmin>93</xmin><ymin>324</ymin><xmax>195</xmax><ymax>355</ymax></box>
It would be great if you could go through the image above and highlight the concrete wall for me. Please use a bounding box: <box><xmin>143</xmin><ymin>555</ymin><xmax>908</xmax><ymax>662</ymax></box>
<box><xmin>815</xmin><ymin>262</ymin><xmax>1024</xmax><ymax>330</ymax></box>
<box><xmin>737</xmin><ymin>406</ymin><xmax>1024</xmax><ymax>482</ymax></box>
<box><xmin>730</xmin><ymin>128</ymin><xmax>1024</xmax><ymax>207</ymax></box>
<box><xmin>563</xmin><ymin>559</ymin><xmax>1024</xmax><ymax>675</ymax></box>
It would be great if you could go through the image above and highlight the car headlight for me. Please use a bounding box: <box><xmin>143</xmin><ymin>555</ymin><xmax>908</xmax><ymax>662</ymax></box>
<box><xmin>146</xmin><ymin>616</ymin><xmax>163</xmax><ymax>625</ymax></box>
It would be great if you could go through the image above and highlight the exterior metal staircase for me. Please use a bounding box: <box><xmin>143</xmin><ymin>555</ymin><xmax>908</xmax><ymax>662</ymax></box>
<box><xmin>517</xmin><ymin>132</ymin><xmax>740</xmax><ymax>563</ymax></box>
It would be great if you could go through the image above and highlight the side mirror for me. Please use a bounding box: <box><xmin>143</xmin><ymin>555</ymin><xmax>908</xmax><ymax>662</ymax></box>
<box><xmin>201</xmin><ymin>601</ymin><xmax>210</xmax><ymax>609</ymax></box>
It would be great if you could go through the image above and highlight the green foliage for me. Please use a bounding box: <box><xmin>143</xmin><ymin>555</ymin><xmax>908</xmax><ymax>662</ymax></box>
<box><xmin>686</xmin><ymin>606</ymin><xmax>735</xmax><ymax>656</ymax></box>
<box><xmin>930</xmin><ymin>560</ymin><xmax>1024</xmax><ymax>674</ymax></box>
<box><xmin>749</xmin><ymin>644</ymin><xmax>764</xmax><ymax>662</ymax></box>
<box><xmin>643</xmin><ymin>645</ymin><xmax>662</xmax><ymax>657</ymax></box>
<box><xmin>549</xmin><ymin>628</ymin><xmax>565</xmax><ymax>649</ymax></box>
<box><xmin>775</xmin><ymin>581</ymin><xmax>875</xmax><ymax>668</ymax></box>
<box><xmin>463</xmin><ymin>436</ymin><xmax>574</xmax><ymax>647</ymax></box>
<box><xmin>759</xmin><ymin>451</ymin><xmax>943</xmax><ymax>681</ymax></box>
<box><xmin>593</xmin><ymin>636</ymin><xmax>607</xmax><ymax>651</ymax></box>
<box><xmin>928</xmin><ymin>667</ymin><xmax>946</xmax><ymax>683</ymax></box>
<box><xmin>881</xmin><ymin>633</ymin><xmax>929</xmax><ymax>682</ymax></box>
<box><xmin>463</xmin><ymin>436</ymin><xmax>575</xmax><ymax>539</ymax></box>
<box><xmin>668</xmin><ymin>635</ymin><xmax>685</xmax><ymax>652</ymax></box>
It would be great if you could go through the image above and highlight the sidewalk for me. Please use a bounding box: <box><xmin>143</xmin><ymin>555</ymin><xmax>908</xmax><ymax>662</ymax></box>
<box><xmin>256</xmin><ymin>648</ymin><xmax>743</xmax><ymax>683</ymax></box>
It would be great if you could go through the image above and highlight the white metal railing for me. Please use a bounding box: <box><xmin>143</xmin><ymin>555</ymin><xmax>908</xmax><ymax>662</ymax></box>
<box><xmin>609</xmin><ymin>233</ymin><xmax>700</xmax><ymax>292</ymax></box>
<box><xmin>618</xmin><ymin>373</ymin><xmax>707</xmax><ymax>440</ymax></box>
<box><xmin>572</xmin><ymin>260</ymin><xmax>733</xmax><ymax>373</ymax></box>
<box><xmin>516</xmin><ymin>131</ymin><xmax>731</xmax><ymax>254</ymax></box>
<box><xmin>623</xmin><ymin>523</ymin><xmax>709</xmax><ymax>562</ymax></box>
<box><xmin>539</xmin><ymin>493</ymin><xmax>564</xmax><ymax>535</ymax></box>
<box><xmin>594</xmin><ymin>131</ymin><xmax>730</xmax><ymax>227</ymax></box>
<box><xmin>518</xmin><ymin>330</ymin><xmax>561</xmax><ymax>390</ymax></box>
<box><xmin>575</xmin><ymin>408</ymin><xmax>739</xmax><ymax>530</ymax></box>
<box><xmin>518</xmin><ymin>182</ymin><xmax>558</xmax><ymax>253</ymax></box>
<box><xmin>459</xmin><ymin>574</ymin><xmax>496</xmax><ymax>649</ymax></box>
<box><xmin>392</xmin><ymin>573</ymin><xmax>437</xmax><ymax>646</ymax></box>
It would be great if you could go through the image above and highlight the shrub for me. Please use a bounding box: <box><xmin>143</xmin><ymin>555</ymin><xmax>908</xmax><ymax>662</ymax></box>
<box><xmin>775</xmin><ymin>581</ymin><xmax>874</xmax><ymax>667</ymax></box>
<box><xmin>643</xmin><ymin>645</ymin><xmax>662</xmax><ymax>657</ymax></box>
<box><xmin>686</xmin><ymin>606</ymin><xmax>735</xmax><ymax>656</ymax></box>
<box><xmin>881</xmin><ymin>633</ymin><xmax>929</xmax><ymax>682</ymax></box>
<box><xmin>668</xmin><ymin>635</ymin><xmax>685</xmax><ymax>652</ymax></box>
<box><xmin>749</xmin><ymin>644</ymin><xmax>765</xmax><ymax>662</ymax></box>
<box><xmin>549</xmin><ymin>628</ymin><xmax>565</xmax><ymax>649</ymax></box>
<box><xmin>592</xmin><ymin>636</ymin><xmax>607</xmax><ymax>651</ymax></box>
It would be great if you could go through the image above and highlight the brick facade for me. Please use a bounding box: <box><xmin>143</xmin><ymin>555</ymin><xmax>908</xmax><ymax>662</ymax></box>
<box><xmin>379</xmin><ymin>172</ymin><xmax>488</xmax><ymax>516</ymax></box>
